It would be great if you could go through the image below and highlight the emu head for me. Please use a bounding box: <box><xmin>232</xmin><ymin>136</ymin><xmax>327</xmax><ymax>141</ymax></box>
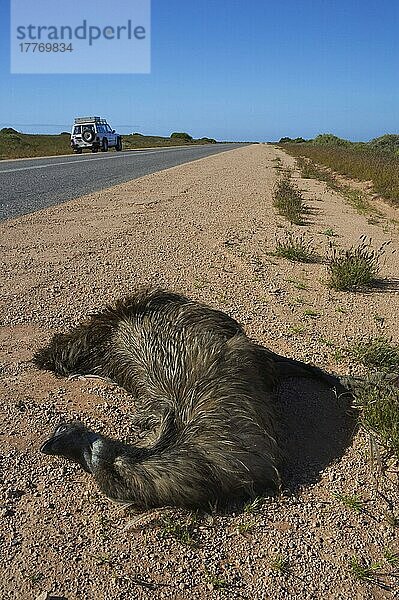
<box><xmin>41</xmin><ymin>421</ymin><xmax>99</xmax><ymax>473</ymax></box>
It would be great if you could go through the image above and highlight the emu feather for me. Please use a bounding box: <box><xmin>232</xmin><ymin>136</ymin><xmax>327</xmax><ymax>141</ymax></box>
<box><xmin>36</xmin><ymin>289</ymin><xmax>339</xmax><ymax>510</ymax></box>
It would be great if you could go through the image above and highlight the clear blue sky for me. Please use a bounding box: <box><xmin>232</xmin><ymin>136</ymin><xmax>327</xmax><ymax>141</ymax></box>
<box><xmin>1</xmin><ymin>0</ymin><xmax>398</xmax><ymax>141</ymax></box>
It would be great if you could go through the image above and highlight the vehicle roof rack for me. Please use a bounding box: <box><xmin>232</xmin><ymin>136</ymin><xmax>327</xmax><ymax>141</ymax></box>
<box><xmin>74</xmin><ymin>117</ymin><xmax>107</xmax><ymax>124</ymax></box>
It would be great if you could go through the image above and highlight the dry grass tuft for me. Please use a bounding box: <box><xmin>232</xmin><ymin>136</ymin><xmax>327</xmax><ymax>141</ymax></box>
<box><xmin>272</xmin><ymin>174</ymin><xmax>307</xmax><ymax>225</ymax></box>
<box><xmin>352</xmin><ymin>374</ymin><xmax>399</xmax><ymax>461</ymax></box>
<box><xmin>348</xmin><ymin>336</ymin><xmax>399</xmax><ymax>372</ymax></box>
<box><xmin>327</xmin><ymin>237</ymin><xmax>388</xmax><ymax>291</ymax></box>
<box><xmin>275</xmin><ymin>231</ymin><xmax>318</xmax><ymax>263</ymax></box>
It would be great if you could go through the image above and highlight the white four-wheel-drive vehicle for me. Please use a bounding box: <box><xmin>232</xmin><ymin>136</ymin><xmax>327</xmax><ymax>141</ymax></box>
<box><xmin>71</xmin><ymin>117</ymin><xmax>122</xmax><ymax>153</ymax></box>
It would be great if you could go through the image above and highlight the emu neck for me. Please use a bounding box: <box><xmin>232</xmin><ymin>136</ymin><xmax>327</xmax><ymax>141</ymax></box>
<box><xmin>88</xmin><ymin>434</ymin><xmax>151</xmax><ymax>472</ymax></box>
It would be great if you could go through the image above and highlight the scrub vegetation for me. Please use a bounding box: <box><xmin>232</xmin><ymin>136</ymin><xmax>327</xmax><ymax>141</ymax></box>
<box><xmin>278</xmin><ymin>133</ymin><xmax>399</xmax><ymax>206</ymax></box>
<box><xmin>0</xmin><ymin>127</ymin><xmax>217</xmax><ymax>160</ymax></box>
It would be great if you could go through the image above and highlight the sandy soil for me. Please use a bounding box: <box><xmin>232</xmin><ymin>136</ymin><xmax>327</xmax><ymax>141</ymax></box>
<box><xmin>0</xmin><ymin>144</ymin><xmax>398</xmax><ymax>599</ymax></box>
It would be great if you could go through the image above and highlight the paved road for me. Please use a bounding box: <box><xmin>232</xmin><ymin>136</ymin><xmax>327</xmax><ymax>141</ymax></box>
<box><xmin>0</xmin><ymin>143</ymin><xmax>246</xmax><ymax>221</ymax></box>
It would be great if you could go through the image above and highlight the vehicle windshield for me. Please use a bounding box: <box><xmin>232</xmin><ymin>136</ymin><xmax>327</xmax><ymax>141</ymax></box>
<box><xmin>82</xmin><ymin>125</ymin><xmax>95</xmax><ymax>133</ymax></box>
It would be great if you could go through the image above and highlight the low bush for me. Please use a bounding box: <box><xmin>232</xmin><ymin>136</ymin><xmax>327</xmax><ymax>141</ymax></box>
<box><xmin>275</xmin><ymin>231</ymin><xmax>317</xmax><ymax>262</ymax></box>
<box><xmin>170</xmin><ymin>132</ymin><xmax>193</xmax><ymax>141</ymax></box>
<box><xmin>313</xmin><ymin>133</ymin><xmax>351</xmax><ymax>147</ymax></box>
<box><xmin>352</xmin><ymin>374</ymin><xmax>399</xmax><ymax>461</ymax></box>
<box><xmin>348</xmin><ymin>336</ymin><xmax>399</xmax><ymax>372</ymax></box>
<box><xmin>327</xmin><ymin>237</ymin><xmax>387</xmax><ymax>291</ymax></box>
<box><xmin>272</xmin><ymin>175</ymin><xmax>306</xmax><ymax>225</ymax></box>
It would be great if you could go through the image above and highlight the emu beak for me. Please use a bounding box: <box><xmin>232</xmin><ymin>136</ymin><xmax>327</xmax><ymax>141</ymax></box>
<box><xmin>40</xmin><ymin>437</ymin><xmax>57</xmax><ymax>455</ymax></box>
<box><xmin>40</xmin><ymin>423</ymin><xmax>68</xmax><ymax>455</ymax></box>
<box><xmin>40</xmin><ymin>422</ymin><xmax>96</xmax><ymax>473</ymax></box>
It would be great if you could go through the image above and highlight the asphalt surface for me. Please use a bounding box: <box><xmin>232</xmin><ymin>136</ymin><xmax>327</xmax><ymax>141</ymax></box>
<box><xmin>0</xmin><ymin>143</ymin><xmax>246</xmax><ymax>221</ymax></box>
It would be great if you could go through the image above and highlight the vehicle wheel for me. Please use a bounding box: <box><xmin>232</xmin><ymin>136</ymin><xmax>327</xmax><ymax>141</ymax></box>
<box><xmin>74</xmin><ymin>148</ymin><xmax>82</xmax><ymax>154</ymax></box>
<box><xmin>101</xmin><ymin>138</ymin><xmax>108</xmax><ymax>152</ymax></box>
<box><xmin>91</xmin><ymin>146</ymin><xmax>99</xmax><ymax>153</ymax></box>
<box><xmin>82</xmin><ymin>130</ymin><xmax>95</xmax><ymax>143</ymax></box>
<box><xmin>115</xmin><ymin>137</ymin><xmax>122</xmax><ymax>151</ymax></box>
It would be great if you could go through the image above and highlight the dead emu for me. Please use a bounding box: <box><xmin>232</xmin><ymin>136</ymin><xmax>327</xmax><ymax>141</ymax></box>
<box><xmin>36</xmin><ymin>289</ymin><xmax>341</xmax><ymax>510</ymax></box>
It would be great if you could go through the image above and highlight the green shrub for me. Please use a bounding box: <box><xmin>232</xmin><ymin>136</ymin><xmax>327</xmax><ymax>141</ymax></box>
<box><xmin>348</xmin><ymin>336</ymin><xmax>399</xmax><ymax>371</ymax></box>
<box><xmin>170</xmin><ymin>132</ymin><xmax>193</xmax><ymax>141</ymax></box>
<box><xmin>0</xmin><ymin>127</ymin><xmax>20</xmax><ymax>135</ymax></box>
<box><xmin>327</xmin><ymin>237</ymin><xmax>387</xmax><ymax>291</ymax></box>
<box><xmin>369</xmin><ymin>134</ymin><xmax>399</xmax><ymax>154</ymax></box>
<box><xmin>313</xmin><ymin>133</ymin><xmax>351</xmax><ymax>147</ymax></box>
<box><xmin>278</xmin><ymin>136</ymin><xmax>306</xmax><ymax>144</ymax></box>
<box><xmin>275</xmin><ymin>231</ymin><xmax>317</xmax><ymax>262</ymax></box>
<box><xmin>272</xmin><ymin>175</ymin><xmax>306</xmax><ymax>225</ymax></box>
<box><xmin>352</xmin><ymin>374</ymin><xmax>399</xmax><ymax>460</ymax></box>
<box><xmin>198</xmin><ymin>136</ymin><xmax>217</xmax><ymax>144</ymax></box>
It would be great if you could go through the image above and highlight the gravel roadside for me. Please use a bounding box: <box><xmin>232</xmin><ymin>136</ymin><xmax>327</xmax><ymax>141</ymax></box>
<box><xmin>0</xmin><ymin>144</ymin><xmax>398</xmax><ymax>599</ymax></box>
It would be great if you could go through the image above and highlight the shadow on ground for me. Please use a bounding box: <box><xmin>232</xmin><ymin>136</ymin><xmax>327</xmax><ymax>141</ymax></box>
<box><xmin>372</xmin><ymin>278</ymin><xmax>399</xmax><ymax>293</ymax></box>
<box><xmin>276</xmin><ymin>377</ymin><xmax>357</xmax><ymax>492</ymax></box>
